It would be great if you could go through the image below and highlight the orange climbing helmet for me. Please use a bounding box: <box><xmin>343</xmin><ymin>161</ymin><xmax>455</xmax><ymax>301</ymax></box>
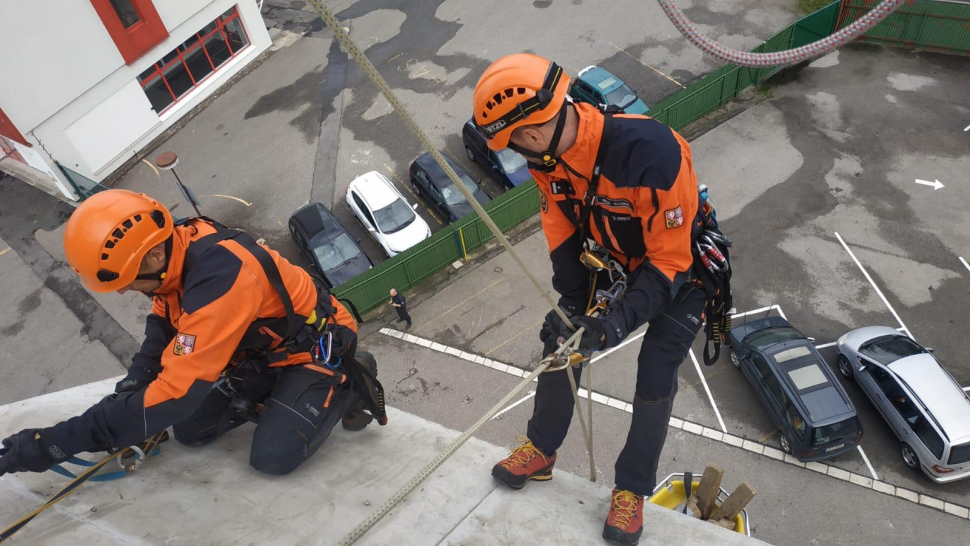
<box><xmin>473</xmin><ymin>53</ymin><xmax>571</xmax><ymax>156</ymax></box>
<box><xmin>63</xmin><ymin>190</ymin><xmax>173</xmax><ymax>292</ymax></box>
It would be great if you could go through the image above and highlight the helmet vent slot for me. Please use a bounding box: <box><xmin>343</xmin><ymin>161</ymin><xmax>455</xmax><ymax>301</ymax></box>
<box><xmin>112</xmin><ymin>228</ymin><xmax>124</xmax><ymax>239</ymax></box>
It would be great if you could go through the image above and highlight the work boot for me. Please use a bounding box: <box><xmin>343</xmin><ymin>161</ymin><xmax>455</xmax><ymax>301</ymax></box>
<box><xmin>603</xmin><ymin>488</ymin><xmax>644</xmax><ymax>545</ymax></box>
<box><xmin>341</xmin><ymin>401</ymin><xmax>373</xmax><ymax>431</ymax></box>
<box><xmin>491</xmin><ymin>436</ymin><xmax>556</xmax><ymax>489</ymax></box>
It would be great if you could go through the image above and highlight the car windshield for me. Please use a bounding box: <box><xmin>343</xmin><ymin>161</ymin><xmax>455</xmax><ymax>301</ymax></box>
<box><xmin>496</xmin><ymin>148</ymin><xmax>527</xmax><ymax>172</ymax></box>
<box><xmin>312</xmin><ymin>233</ymin><xmax>360</xmax><ymax>271</ymax></box>
<box><xmin>949</xmin><ymin>442</ymin><xmax>970</xmax><ymax>465</ymax></box>
<box><xmin>744</xmin><ymin>327</ymin><xmax>804</xmax><ymax>350</ymax></box>
<box><xmin>605</xmin><ymin>84</ymin><xmax>637</xmax><ymax>108</ymax></box>
<box><xmin>438</xmin><ymin>175</ymin><xmax>479</xmax><ymax>206</ymax></box>
<box><xmin>812</xmin><ymin>418</ymin><xmax>859</xmax><ymax>446</ymax></box>
<box><xmin>861</xmin><ymin>336</ymin><xmax>925</xmax><ymax>365</ymax></box>
<box><xmin>373</xmin><ymin>198</ymin><xmax>415</xmax><ymax>233</ymax></box>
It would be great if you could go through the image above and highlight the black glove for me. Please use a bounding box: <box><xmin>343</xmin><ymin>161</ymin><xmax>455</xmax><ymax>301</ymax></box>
<box><xmin>114</xmin><ymin>377</ymin><xmax>151</xmax><ymax>394</ymax></box>
<box><xmin>0</xmin><ymin>428</ymin><xmax>67</xmax><ymax>476</ymax></box>
<box><xmin>539</xmin><ymin>310</ymin><xmax>607</xmax><ymax>351</ymax></box>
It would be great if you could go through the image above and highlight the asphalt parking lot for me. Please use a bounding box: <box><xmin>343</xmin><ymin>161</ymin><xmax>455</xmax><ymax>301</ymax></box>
<box><xmin>351</xmin><ymin>43</ymin><xmax>970</xmax><ymax>545</ymax></box>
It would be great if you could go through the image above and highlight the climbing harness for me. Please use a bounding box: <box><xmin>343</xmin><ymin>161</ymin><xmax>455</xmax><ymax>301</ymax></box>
<box><xmin>690</xmin><ymin>186</ymin><xmax>734</xmax><ymax>366</ymax></box>
<box><xmin>0</xmin><ymin>432</ymin><xmax>168</xmax><ymax>543</ymax></box>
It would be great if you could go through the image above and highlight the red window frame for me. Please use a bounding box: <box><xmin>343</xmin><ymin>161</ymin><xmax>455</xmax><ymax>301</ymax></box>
<box><xmin>91</xmin><ymin>0</ymin><xmax>169</xmax><ymax>65</ymax></box>
<box><xmin>137</xmin><ymin>7</ymin><xmax>250</xmax><ymax>114</ymax></box>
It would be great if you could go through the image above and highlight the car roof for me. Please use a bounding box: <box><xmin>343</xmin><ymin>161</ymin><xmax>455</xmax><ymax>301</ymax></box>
<box><xmin>349</xmin><ymin>171</ymin><xmax>400</xmax><ymax>209</ymax></box>
<box><xmin>772</xmin><ymin>351</ymin><xmax>853</xmax><ymax>423</ymax></box>
<box><xmin>890</xmin><ymin>354</ymin><xmax>970</xmax><ymax>442</ymax></box>
<box><xmin>291</xmin><ymin>203</ymin><xmax>340</xmax><ymax>240</ymax></box>
<box><xmin>577</xmin><ymin>66</ymin><xmax>622</xmax><ymax>91</ymax></box>
<box><xmin>414</xmin><ymin>152</ymin><xmax>466</xmax><ymax>186</ymax></box>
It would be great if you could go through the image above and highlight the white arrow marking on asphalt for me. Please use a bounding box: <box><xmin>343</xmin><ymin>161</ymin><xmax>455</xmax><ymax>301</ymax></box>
<box><xmin>915</xmin><ymin>178</ymin><xmax>944</xmax><ymax>190</ymax></box>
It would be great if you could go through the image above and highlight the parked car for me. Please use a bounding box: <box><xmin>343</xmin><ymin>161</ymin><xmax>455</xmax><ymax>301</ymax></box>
<box><xmin>461</xmin><ymin>119</ymin><xmax>532</xmax><ymax>188</ymax></box>
<box><xmin>730</xmin><ymin>316</ymin><xmax>863</xmax><ymax>461</ymax></box>
<box><xmin>570</xmin><ymin>65</ymin><xmax>650</xmax><ymax>115</ymax></box>
<box><xmin>408</xmin><ymin>152</ymin><xmax>492</xmax><ymax>223</ymax></box>
<box><xmin>346</xmin><ymin>171</ymin><xmax>431</xmax><ymax>257</ymax></box>
<box><xmin>288</xmin><ymin>203</ymin><xmax>372</xmax><ymax>289</ymax></box>
<box><xmin>837</xmin><ymin>327</ymin><xmax>970</xmax><ymax>483</ymax></box>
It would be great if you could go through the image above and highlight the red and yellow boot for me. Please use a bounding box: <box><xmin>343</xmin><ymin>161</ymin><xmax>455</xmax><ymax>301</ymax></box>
<box><xmin>603</xmin><ymin>488</ymin><xmax>644</xmax><ymax>545</ymax></box>
<box><xmin>490</xmin><ymin>436</ymin><xmax>556</xmax><ymax>490</ymax></box>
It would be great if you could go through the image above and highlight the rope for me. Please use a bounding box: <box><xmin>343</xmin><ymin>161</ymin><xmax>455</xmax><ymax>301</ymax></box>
<box><xmin>335</xmin><ymin>328</ymin><xmax>587</xmax><ymax>546</ymax></box>
<box><xmin>657</xmin><ymin>0</ymin><xmax>905</xmax><ymax>67</ymax></box>
<box><xmin>0</xmin><ymin>434</ymin><xmax>166</xmax><ymax>543</ymax></box>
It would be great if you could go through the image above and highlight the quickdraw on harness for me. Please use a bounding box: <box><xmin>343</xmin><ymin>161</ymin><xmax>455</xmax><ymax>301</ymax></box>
<box><xmin>0</xmin><ymin>432</ymin><xmax>169</xmax><ymax>543</ymax></box>
<box><xmin>179</xmin><ymin>217</ymin><xmax>387</xmax><ymax>427</ymax></box>
<box><xmin>690</xmin><ymin>185</ymin><xmax>734</xmax><ymax>366</ymax></box>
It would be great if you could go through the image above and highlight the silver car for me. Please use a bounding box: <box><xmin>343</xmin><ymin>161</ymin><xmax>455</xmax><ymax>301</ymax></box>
<box><xmin>837</xmin><ymin>326</ymin><xmax>970</xmax><ymax>483</ymax></box>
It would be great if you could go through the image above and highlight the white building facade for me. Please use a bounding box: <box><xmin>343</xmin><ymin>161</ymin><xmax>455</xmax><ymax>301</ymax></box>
<box><xmin>0</xmin><ymin>0</ymin><xmax>271</xmax><ymax>200</ymax></box>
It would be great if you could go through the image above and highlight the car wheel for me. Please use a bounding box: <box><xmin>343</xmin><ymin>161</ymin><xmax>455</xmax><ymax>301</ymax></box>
<box><xmin>900</xmin><ymin>443</ymin><xmax>920</xmax><ymax>471</ymax></box>
<box><xmin>837</xmin><ymin>355</ymin><xmax>854</xmax><ymax>380</ymax></box>
<box><xmin>779</xmin><ymin>434</ymin><xmax>792</xmax><ymax>455</ymax></box>
<box><xmin>465</xmin><ymin>146</ymin><xmax>476</xmax><ymax>162</ymax></box>
<box><xmin>730</xmin><ymin>349</ymin><xmax>741</xmax><ymax>369</ymax></box>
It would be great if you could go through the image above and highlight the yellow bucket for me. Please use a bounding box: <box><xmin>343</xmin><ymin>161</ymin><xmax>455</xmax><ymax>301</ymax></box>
<box><xmin>647</xmin><ymin>473</ymin><xmax>750</xmax><ymax>536</ymax></box>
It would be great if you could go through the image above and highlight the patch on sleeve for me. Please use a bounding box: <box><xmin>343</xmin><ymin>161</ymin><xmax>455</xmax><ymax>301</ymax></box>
<box><xmin>173</xmin><ymin>333</ymin><xmax>197</xmax><ymax>356</ymax></box>
<box><xmin>664</xmin><ymin>206</ymin><xmax>684</xmax><ymax>229</ymax></box>
<box><xmin>539</xmin><ymin>191</ymin><xmax>548</xmax><ymax>213</ymax></box>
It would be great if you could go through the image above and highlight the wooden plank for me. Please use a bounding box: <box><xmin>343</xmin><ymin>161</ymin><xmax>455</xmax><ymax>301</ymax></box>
<box><xmin>695</xmin><ymin>464</ymin><xmax>724</xmax><ymax>520</ymax></box>
<box><xmin>709</xmin><ymin>483</ymin><xmax>757</xmax><ymax>523</ymax></box>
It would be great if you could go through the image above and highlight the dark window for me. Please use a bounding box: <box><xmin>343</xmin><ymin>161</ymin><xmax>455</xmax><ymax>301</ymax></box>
<box><xmin>785</xmin><ymin>401</ymin><xmax>806</xmax><ymax>437</ymax></box>
<box><xmin>136</xmin><ymin>6</ymin><xmax>250</xmax><ymax>114</ymax></box>
<box><xmin>110</xmin><ymin>0</ymin><xmax>140</xmax><ymax>28</ymax></box>
<box><xmin>351</xmin><ymin>193</ymin><xmax>374</xmax><ymax>227</ymax></box>
<box><xmin>915</xmin><ymin>419</ymin><xmax>945</xmax><ymax>460</ymax></box>
<box><xmin>744</xmin><ymin>327</ymin><xmax>805</xmax><ymax>350</ymax></box>
<box><xmin>763</xmin><ymin>373</ymin><xmax>787</xmax><ymax>408</ymax></box>
<box><xmin>949</xmin><ymin>443</ymin><xmax>970</xmax><ymax>466</ymax></box>
<box><xmin>812</xmin><ymin>418</ymin><xmax>858</xmax><ymax>446</ymax></box>
<box><xmin>860</xmin><ymin>336</ymin><xmax>925</xmax><ymax>365</ymax></box>
<box><xmin>870</xmin><ymin>366</ymin><xmax>924</xmax><ymax>427</ymax></box>
<box><xmin>750</xmin><ymin>353</ymin><xmax>771</xmax><ymax>378</ymax></box>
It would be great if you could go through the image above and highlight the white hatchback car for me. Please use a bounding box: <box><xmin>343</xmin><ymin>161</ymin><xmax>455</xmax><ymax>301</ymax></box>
<box><xmin>346</xmin><ymin>171</ymin><xmax>431</xmax><ymax>257</ymax></box>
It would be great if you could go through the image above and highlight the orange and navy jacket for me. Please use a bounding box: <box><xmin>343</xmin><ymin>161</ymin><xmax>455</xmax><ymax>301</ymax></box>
<box><xmin>47</xmin><ymin>219</ymin><xmax>357</xmax><ymax>455</ymax></box>
<box><xmin>533</xmin><ymin>102</ymin><xmax>698</xmax><ymax>347</ymax></box>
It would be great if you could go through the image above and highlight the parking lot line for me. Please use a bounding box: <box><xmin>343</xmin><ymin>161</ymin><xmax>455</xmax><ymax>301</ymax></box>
<box><xmin>689</xmin><ymin>348</ymin><xmax>726</xmax><ymax>432</ymax></box>
<box><xmin>857</xmin><ymin>446</ymin><xmax>879</xmax><ymax>481</ymax></box>
<box><xmin>590</xmin><ymin>331</ymin><xmax>646</xmax><ymax>363</ymax></box>
<box><xmin>814</xmin><ymin>341</ymin><xmax>837</xmax><ymax>349</ymax></box>
<box><xmin>834</xmin><ymin>232</ymin><xmax>913</xmax><ymax>339</ymax></box>
<box><xmin>0</xmin><ymin>247</ymin><xmax>10</xmax><ymax>258</ymax></box>
<box><xmin>605</xmin><ymin>41</ymin><xmax>687</xmax><ymax>89</ymax></box>
<box><xmin>959</xmin><ymin>256</ymin><xmax>970</xmax><ymax>274</ymax></box>
<box><xmin>484</xmin><ymin>318</ymin><xmax>544</xmax><ymax>356</ymax></box>
<box><xmin>491</xmin><ymin>391</ymin><xmax>535</xmax><ymax>420</ymax></box>
<box><xmin>413</xmin><ymin>278</ymin><xmax>503</xmax><ymax>333</ymax></box>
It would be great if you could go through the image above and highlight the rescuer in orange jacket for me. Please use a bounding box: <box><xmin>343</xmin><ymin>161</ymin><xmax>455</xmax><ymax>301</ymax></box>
<box><xmin>0</xmin><ymin>190</ymin><xmax>385</xmax><ymax>477</ymax></box>
<box><xmin>475</xmin><ymin>54</ymin><xmax>708</xmax><ymax>545</ymax></box>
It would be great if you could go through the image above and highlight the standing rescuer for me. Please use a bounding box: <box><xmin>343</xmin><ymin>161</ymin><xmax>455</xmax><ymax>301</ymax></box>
<box><xmin>0</xmin><ymin>190</ymin><xmax>386</xmax><ymax>478</ymax></box>
<box><xmin>474</xmin><ymin>53</ymin><xmax>711</xmax><ymax>545</ymax></box>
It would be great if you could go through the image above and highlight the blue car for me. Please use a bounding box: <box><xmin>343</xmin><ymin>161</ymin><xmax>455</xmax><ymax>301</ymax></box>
<box><xmin>462</xmin><ymin>119</ymin><xmax>532</xmax><ymax>189</ymax></box>
<box><xmin>571</xmin><ymin>65</ymin><xmax>650</xmax><ymax>115</ymax></box>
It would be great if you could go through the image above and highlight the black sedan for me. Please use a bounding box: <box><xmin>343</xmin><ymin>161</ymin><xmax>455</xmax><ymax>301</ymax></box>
<box><xmin>409</xmin><ymin>152</ymin><xmax>492</xmax><ymax>223</ymax></box>
<box><xmin>729</xmin><ymin>315</ymin><xmax>863</xmax><ymax>461</ymax></box>
<box><xmin>288</xmin><ymin>203</ymin><xmax>372</xmax><ymax>289</ymax></box>
<box><xmin>462</xmin><ymin>119</ymin><xmax>532</xmax><ymax>189</ymax></box>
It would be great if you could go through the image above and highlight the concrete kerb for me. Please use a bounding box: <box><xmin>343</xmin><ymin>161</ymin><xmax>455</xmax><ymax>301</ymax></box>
<box><xmin>378</xmin><ymin>328</ymin><xmax>970</xmax><ymax>523</ymax></box>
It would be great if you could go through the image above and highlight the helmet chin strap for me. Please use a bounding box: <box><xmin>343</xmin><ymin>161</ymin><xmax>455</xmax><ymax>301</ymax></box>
<box><xmin>507</xmin><ymin>102</ymin><xmax>570</xmax><ymax>173</ymax></box>
<box><xmin>134</xmin><ymin>236</ymin><xmax>173</xmax><ymax>284</ymax></box>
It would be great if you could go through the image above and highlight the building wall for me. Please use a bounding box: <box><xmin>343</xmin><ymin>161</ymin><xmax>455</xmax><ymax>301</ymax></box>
<box><xmin>0</xmin><ymin>1</ymin><xmax>270</xmax><ymax>199</ymax></box>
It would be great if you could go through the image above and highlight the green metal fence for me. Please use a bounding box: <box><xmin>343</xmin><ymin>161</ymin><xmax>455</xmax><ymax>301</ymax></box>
<box><xmin>836</xmin><ymin>0</ymin><xmax>970</xmax><ymax>55</ymax></box>
<box><xmin>333</xmin><ymin>181</ymin><xmax>539</xmax><ymax>314</ymax></box>
<box><xmin>57</xmin><ymin>163</ymin><xmax>109</xmax><ymax>200</ymax></box>
<box><xmin>333</xmin><ymin>3</ymin><xmax>847</xmax><ymax>315</ymax></box>
<box><xmin>649</xmin><ymin>1</ymin><xmax>842</xmax><ymax>131</ymax></box>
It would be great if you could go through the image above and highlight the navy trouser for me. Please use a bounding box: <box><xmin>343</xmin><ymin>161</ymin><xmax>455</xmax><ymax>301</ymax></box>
<box><xmin>526</xmin><ymin>283</ymin><xmax>707</xmax><ymax>496</ymax></box>
<box><xmin>173</xmin><ymin>361</ymin><xmax>359</xmax><ymax>475</ymax></box>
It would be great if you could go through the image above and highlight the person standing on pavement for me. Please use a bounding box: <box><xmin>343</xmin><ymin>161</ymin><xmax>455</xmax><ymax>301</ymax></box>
<box><xmin>473</xmin><ymin>54</ymin><xmax>709</xmax><ymax>545</ymax></box>
<box><xmin>389</xmin><ymin>288</ymin><xmax>411</xmax><ymax>330</ymax></box>
<box><xmin>0</xmin><ymin>190</ymin><xmax>386</xmax><ymax>479</ymax></box>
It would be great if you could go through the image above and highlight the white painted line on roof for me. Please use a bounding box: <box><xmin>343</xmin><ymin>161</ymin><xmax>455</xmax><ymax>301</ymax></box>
<box><xmin>835</xmin><ymin>232</ymin><xmax>913</xmax><ymax>339</ymax></box>
<box><xmin>689</xmin><ymin>349</ymin><xmax>726</xmax><ymax>432</ymax></box>
<box><xmin>960</xmin><ymin>256</ymin><xmax>970</xmax><ymax>273</ymax></box>
<box><xmin>591</xmin><ymin>331</ymin><xmax>646</xmax><ymax>363</ymax></box>
<box><xmin>814</xmin><ymin>341</ymin><xmax>837</xmax><ymax>349</ymax></box>
<box><xmin>378</xmin><ymin>329</ymin><xmax>970</xmax><ymax>522</ymax></box>
<box><xmin>857</xmin><ymin>446</ymin><xmax>879</xmax><ymax>481</ymax></box>
<box><xmin>492</xmin><ymin>391</ymin><xmax>535</xmax><ymax>420</ymax></box>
